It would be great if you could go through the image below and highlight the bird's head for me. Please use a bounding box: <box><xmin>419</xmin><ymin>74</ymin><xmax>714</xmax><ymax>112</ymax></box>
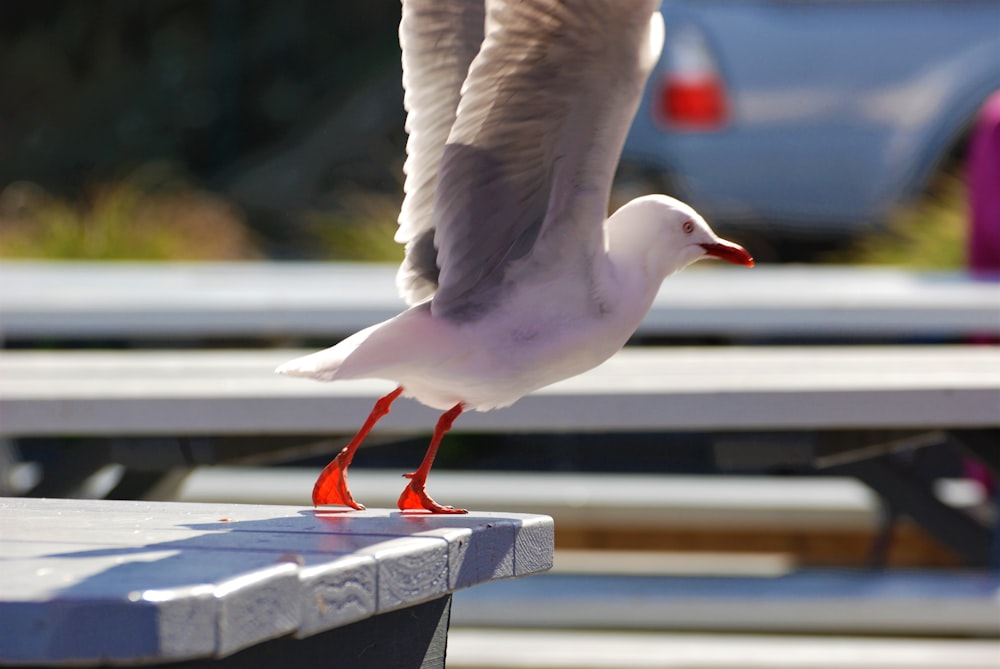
<box><xmin>607</xmin><ymin>194</ymin><xmax>754</xmax><ymax>279</ymax></box>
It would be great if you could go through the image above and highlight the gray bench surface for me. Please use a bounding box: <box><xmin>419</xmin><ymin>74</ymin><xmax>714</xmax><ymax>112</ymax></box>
<box><xmin>178</xmin><ymin>469</ymin><xmax>888</xmax><ymax>532</ymax></box>
<box><xmin>452</xmin><ymin>568</ymin><xmax>1000</xmax><ymax>637</ymax></box>
<box><xmin>444</xmin><ymin>628</ymin><xmax>1000</xmax><ymax>669</ymax></box>
<box><xmin>1</xmin><ymin>345</ymin><xmax>997</xmax><ymax>436</ymax></box>
<box><xmin>0</xmin><ymin>497</ymin><xmax>552</xmax><ymax>666</ymax></box>
<box><xmin>2</xmin><ymin>261</ymin><xmax>998</xmax><ymax>340</ymax></box>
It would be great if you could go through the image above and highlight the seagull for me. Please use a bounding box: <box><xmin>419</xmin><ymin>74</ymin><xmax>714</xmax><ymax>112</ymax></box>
<box><xmin>277</xmin><ymin>0</ymin><xmax>753</xmax><ymax>514</ymax></box>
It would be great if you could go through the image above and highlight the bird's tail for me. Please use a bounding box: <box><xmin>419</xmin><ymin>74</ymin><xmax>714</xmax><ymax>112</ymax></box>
<box><xmin>275</xmin><ymin>322</ymin><xmax>381</xmax><ymax>382</ymax></box>
<box><xmin>275</xmin><ymin>349</ymin><xmax>342</xmax><ymax>381</ymax></box>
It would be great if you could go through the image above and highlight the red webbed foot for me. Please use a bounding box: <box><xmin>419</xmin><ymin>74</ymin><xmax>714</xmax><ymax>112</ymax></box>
<box><xmin>312</xmin><ymin>449</ymin><xmax>365</xmax><ymax>510</ymax></box>
<box><xmin>397</xmin><ymin>472</ymin><xmax>467</xmax><ymax>514</ymax></box>
<box><xmin>394</xmin><ymin>402</ymin><xmax>467</xmax><ymax>514</ymax></box>
<box><xmin>312</xmin><ymin>386</ymin><xmax>404</xmax><ymax>510</ymax></box>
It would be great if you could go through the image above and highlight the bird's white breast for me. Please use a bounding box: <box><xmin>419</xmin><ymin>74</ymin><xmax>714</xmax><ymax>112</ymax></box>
<box><xmin>388</xmin><ymin>260</ymin><xmax>651</xmax><ymax>411</ymax></box>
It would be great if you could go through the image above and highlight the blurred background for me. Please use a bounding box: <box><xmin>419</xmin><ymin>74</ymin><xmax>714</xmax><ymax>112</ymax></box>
<box><xmin>2</xmin><ymin>1</ymin><xmax>999</xmax><ymax>667</ymax></box>
<box><xmin>2</xmin><ymin>0</ymin><xmax>995</xmax><ymax>265</ymax></box>
<box><xmin>1</xmin><ymin>1</ymin><xmax>407</xmax><ymax>263</ymax></box>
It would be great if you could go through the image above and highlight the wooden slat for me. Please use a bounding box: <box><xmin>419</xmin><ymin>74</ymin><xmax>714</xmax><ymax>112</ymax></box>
<box><xmin>450</xmin><ymin>570</ymin><xmax>1000</xmax><ymax>636</ymax></box>
<box><xmin>1</xmin><ymin>346</ymin><xmax>998</xmax><ymax>436</ymax></box>
<box><xmin>176</xmin><ymin>469</ymin><xmax>972</xmax><ymax>567</ymax></box>
<box><xmin>178</xmin><ymin>470</ymin><xmax>882</xmax><ymax>531</ymax></box>
<box><xmin>0</xmin><ymin>498</ymin><xmax>553</xmax><ymax>665</ymax></box>
<box><xmin>2</xmin><ymin>261</ymin><xmax>998</xmax><ymax>340</ymax></box>
<box><xmin>445</xmin><ymin>629</ymin><xmax>1000</xmax><ymax>669</ymax></box>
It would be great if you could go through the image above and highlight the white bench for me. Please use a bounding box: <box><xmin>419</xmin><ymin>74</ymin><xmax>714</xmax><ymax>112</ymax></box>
<box><xmin>2</xmin><ymin>345</ymin><xmax>997</xmax><ymax>436</ymax></box>
<box><xmin>2</xmin><ymin>261</ymin><xmax>997</xmax><ymax>341</ymax></box>
<box><xmin>450</xmin><ymin>568</ymin><xmax>1000</xmax><ymax>637</ymax></box>
<box><xmin>0</xmin><ymin>497</ymin><xmax>553</xmax><ymax>668</ymax></box>
<box><xmin>445</xmin><ymin>628</ymin><xmax>1000</xmax><ymax>669</ymax></box>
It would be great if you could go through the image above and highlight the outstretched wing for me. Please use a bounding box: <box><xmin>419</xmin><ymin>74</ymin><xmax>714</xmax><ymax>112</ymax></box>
<box><xmin>395</xmin><ymin>0</ymin><xmax>487</xmax><ymax>305</ymax></box>
<box><xmin>429</xmin><ymin>0</ymin><xmax>664</xmax><ymax>320</ymax></box>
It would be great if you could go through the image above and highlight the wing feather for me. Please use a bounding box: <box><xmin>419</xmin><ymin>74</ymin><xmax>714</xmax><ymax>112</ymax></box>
<box><xmin>430</xmin><ymin>0</ymin><xmax>664</xmax><ymax>320</ymax></box>
<box><xmin>396</xmin><ymin>0</ymin><xmax>487</xmax><ymax>304</ymax></box>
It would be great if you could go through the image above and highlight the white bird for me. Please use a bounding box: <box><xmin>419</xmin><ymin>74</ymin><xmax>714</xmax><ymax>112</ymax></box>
<box><xmin>277</xmin><ymin>0</ymin><xmax>753</xmax><ymax>514</ymax></box>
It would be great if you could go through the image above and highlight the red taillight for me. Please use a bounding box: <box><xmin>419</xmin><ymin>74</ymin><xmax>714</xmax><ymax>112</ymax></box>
<box><xmin>655</xmin><ymin>24</ymin><xmax>728</xmax><ymax>131</ymax></box>
<box><xmin>659</xmin><ymin>75</ymin><xmax>727</xmax><ymax>130</ymax></box>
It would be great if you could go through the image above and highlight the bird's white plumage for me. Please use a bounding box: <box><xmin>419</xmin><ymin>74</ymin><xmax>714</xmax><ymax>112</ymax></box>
<box><xmin>417</xmin><ymin>0</ymin><xmax>664</xmax><ymax>319</ymax></box>
<box><xmin>277</xmin><ymin>0</ymin><xmax>752</xmax><ymax>414</ymax></box>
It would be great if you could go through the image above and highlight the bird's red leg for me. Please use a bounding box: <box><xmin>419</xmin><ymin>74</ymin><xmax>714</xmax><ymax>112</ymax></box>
<box><xmin>312</xmin><ymin>386</ymin><xmax>404</xmax><ymax>509</ymax></box>
<box><xmin>397</xmin><ymin>402</ymin><xmax>467</xmax><ymax>514</ymax></box>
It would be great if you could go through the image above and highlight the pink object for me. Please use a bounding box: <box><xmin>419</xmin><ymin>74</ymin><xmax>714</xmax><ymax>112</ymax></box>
<box><xmin>968</xmin><ymin>91</ymin><xmax>1000</xmax><ymax>272</ymax></box>
<box><xmin>965</xmin><ymin>92</ymin><xmax>999</xmax><ymax>500</ymax></box>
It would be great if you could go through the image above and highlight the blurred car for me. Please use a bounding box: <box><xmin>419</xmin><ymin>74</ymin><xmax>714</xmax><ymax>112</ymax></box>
<box><xmin>620</xmin><ymin>0</ymin><xmax>1000</xmax><ymax>242</ymax></box>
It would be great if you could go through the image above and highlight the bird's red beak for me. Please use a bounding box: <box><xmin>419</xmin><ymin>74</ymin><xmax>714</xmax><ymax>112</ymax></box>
<box><xmin>700</xmin><ymin>240</ymin><xmax>754</xmax><ymax>267</ymax></box>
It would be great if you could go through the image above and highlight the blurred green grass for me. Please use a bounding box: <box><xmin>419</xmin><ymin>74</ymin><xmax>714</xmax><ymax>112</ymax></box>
<box><xmin>305</xmin><ymin>187</ymin><xmax>403</xmax><ymax>263</ymax></box>
<box><xmin>0</xmin><ymin>177</ymin><xmax>261</xmax><ymax>261</ymax></box>
<box><xmin>1</xmin><ymin>172</ymin><xmax>968</xmax><ymax>267</ymax></box>
<box><xmin>824</xmin><ymin>172</ymin><xmax>966</xmax><ymax>269</ymax></box>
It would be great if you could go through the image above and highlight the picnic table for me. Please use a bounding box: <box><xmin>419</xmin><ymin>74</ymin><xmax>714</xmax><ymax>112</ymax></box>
<box><xmin>1</xmin><ymin>261</ymin><xmax>998</xmax><ymax>342</ymax></box>
<box><xmin>0</xmin><ymin>497</ymin><xmax>553</xmax><ymax>668</ymax></box>
<box><xmin>2</xmin><ymin>344</ymin><xmax>996</xmax><ymax>565</ymax></box>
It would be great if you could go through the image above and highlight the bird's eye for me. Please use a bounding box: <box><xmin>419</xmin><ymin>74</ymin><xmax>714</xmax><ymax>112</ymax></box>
<box><xmin>682</xmin><ymin>221</ymin><xmax>695</xmax><ymax>234</ymax></box>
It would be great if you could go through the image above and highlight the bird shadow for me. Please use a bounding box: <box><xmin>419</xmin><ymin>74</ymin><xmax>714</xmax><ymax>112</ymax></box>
<box><xmin>34</xmin><ymin>505</ymin><xmax>528</xmax><ymax>601</ymax></box>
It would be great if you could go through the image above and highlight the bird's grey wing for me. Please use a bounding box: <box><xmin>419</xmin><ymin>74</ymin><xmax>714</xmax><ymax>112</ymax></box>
<box><xmin>430</xmin><ymin>0</ymin><xmax>664</xmax><ymax>321</ymax></box>
<box><xmin>395</xmin><ymin>0</ymin><xmax>487</xmax><ymax>305</ymax></box>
